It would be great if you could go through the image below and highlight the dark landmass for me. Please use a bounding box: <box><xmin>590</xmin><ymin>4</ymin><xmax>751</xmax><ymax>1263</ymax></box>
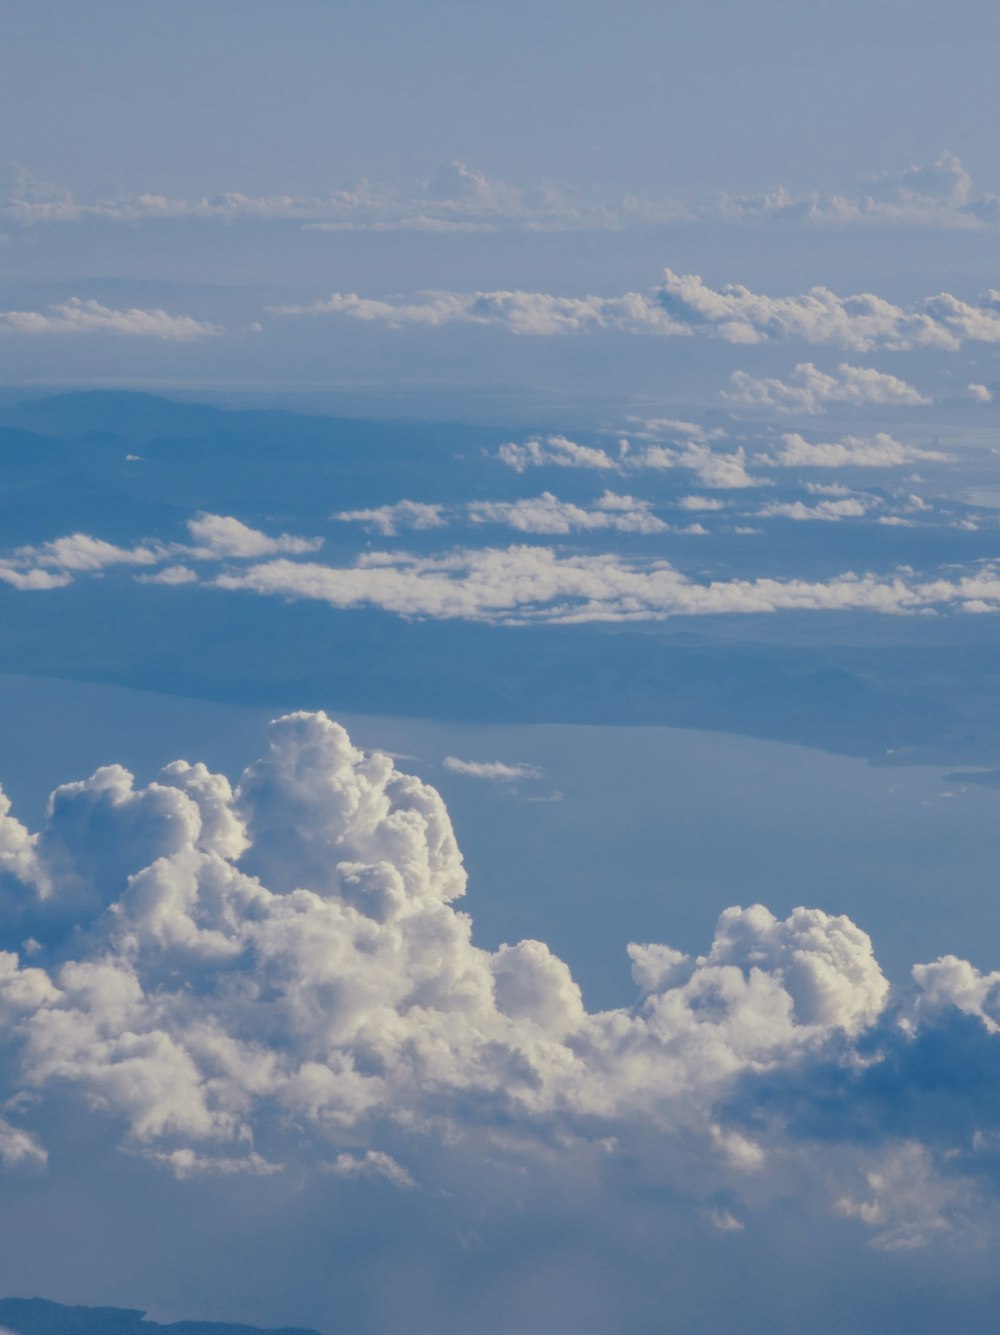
<box><xmin>2</xmin><ymin>390</ymin><xmax>999</xmax><ymax>767</ymax></box>
<box><xmin>0</xmin><ymin>1298</ymin><xmax>322</xmax><ymax>1335</ymax></box>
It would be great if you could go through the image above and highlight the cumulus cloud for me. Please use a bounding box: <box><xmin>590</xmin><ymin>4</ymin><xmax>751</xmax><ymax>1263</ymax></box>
<box><xmin>7</xmin><ymin>152</ymin><xmax>1000</xmax><ymax>247</ymax></box>
<box><xmin>758</xmin><ymin>497</ymin><xmax>876</xmax><ymax>522</ymax></box>
<box><xmin>766</xmin><ymin>432</ymin><xmax>951</xmax><ymax>468</ymax></box>
<box><xmin>469</xmin><ymin>491</ymin><xmax>668</xmax><ymax>535</ymax></box>
<box><xmin>209</xmin><ymin>544</ymin><xmax>1000</xmax><ymax>624</ymax></box>
<box><xmin>715</xmin><ymin>153</ymin><xmax>1000</xmax><ymax>231</ymax></box>
<box><xmin>726</xmin><ymin>363</ymin><xmax>931</xmax><ymax>413</ymax></box>
<box><xmin>0</xmin><ymin>515</ymin><xmax>322</xmax><ymax>591</ymax></box>
<box><xmin>0</xmin><ymin>535</ymin><xmax>166</xmax><ymax>591</ymax></box>
<box><xmin>655</xmin><ymin>269</ymin><xmax>1000</xmax><ymax>352</ymax></box>
<box><xmin>276</xmin><ymin>268</ymin><xmax>1000</xmax><ymax>354</ymax></box>
<box><xmin>0</xmin><ymin>298</ymin><xmax>220</xmax><ymax>340</ymax></box>
<box><xmin>185</xmin><ymin>512</ymin><xmax>322</xmax><ymax>559</ymax></box>
<box><xmin>0</xmin><ymin>159</ymin><xmax>591</xmax><ymax>233</ymax></box>
<box><xmin>334</xmin><ymin>501</ymin><xmax>448</xmax><ymax>537</ymax></box>
<box><xmin>496</xmin><ymin>434</ymin><xmax>761</xmax><ymax>489</ymax></box>
<box><xmin>275</xmin><ymin>288</ymin><xmax>687</xmax><ymax>337</ymax></box>
<box><xmin>136</xmin><ymin>565</ymin><xmax>199</xmax><ymax>586</ymax></box>
<box><xmin>497</xmin><ymin>436</ymin><xmax>621</xmax><ymax>473</ymax></box>
<box><xmin>442</xmin><ymin>757</ymin><xmax>543</xmax><ymax>781</ymax></box>
<box><xmin>0</xmin><ymin>713</ymin><xmax>996</xmax><ymax>1250</ymax></box>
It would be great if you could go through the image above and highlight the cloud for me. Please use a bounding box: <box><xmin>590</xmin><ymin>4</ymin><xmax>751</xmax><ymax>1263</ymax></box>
<box><xmin>469</xmin><ymin>491</ymin><xmax>668</xmax><ymax>535</ymax></box>
<box><xmin>7</xmin><ymin>152</ymin><xmax>1000</xmax><ymax>245</ymax></box>
<box><xmin>496</xmin><ymin>435</ymin><xmax>762</xmax><ymax>489</ymax></box>
<box><xmin>0</xmin><ymin>712</ymin><xmax>999</xmax><ymax>1256</ymax></box>
<box><xmin>766</xmin><ymin>432</ymin><xmax>950</xmax><ymax>468</ymax></box>
<box><xmin>136</xmin><ymin>565</ymin><xmax>199</xmax><ymax>586</ymax></box>
<box><xmin>758</xmin><ymin>497</ymin><xmax>876</xmax><ymax>522</ymax></box>
<box><xmin>185</xmin><ymin>513</ymin><xmax>322</xmax><ymax>559</ymax></box>
<box><xmin>834</xmin><ymin>1142</ymin><xmax>972</xmax><ymax>1250</ymax></box>
<box><xmin>442</xmin><ymin>757</ymin><xmax>543</xmax><ymax>781</ymax></box>
<box><xmin>726</xmin><ymin>363</ymin><xmax>931</xmax><ymax>414</ymax></box>
<box><xmin>0</xmin><ymin>298</ymin><xmax>220</xmax><ymax>340</ymax></box>
<box><xmin>275</xmin><ymin>288</ymin><xmax>687</xmax><ymax>337</ymax></box>
<box><xmin>0</xmin><ymin>515</ymin><xmax>322</xmax><ymax>591</ymax></box>
<box><xmin>324</xmin><ymin>1150</ymin><xmax>416</xmax><ymax>1189</ymax></box>
<box><xmin>334</xmin><ymin>501</ymin><xmax>448</xmax><ymax>537</ymax></box>
<box><xmin>0</xmin><ymin>159</ymin><xmax>591</xmax><ymax>234</ymax></box>
<box><xmin>714</xmin><ymin>152</ymin><xmax>1000</xmax><ymax>231</ymax></box>
<box><xmin>277</xmin><ymin>268</ymin><xmax>1000</xmax><ymax>354</ymax></box>
<box><xmin>655</xmin><ymin>269</ymin><xmax>1000</xmax><ymax>352</ymax></box>
<box><xmin>0</xmin><ymin>535</ymin><xmax>166</xmax><ymax>591</ymax></box>
<box><xmin>0</xmin><ymin>567</ymin><xmax>73</xmax><ymax>591</ymax></box>
<box><xmin>498</xmin><ymin>436</ymin><xmax>621</xmax><ymax>473</ymax></box>
<box><xmin>210</xmin><ymin>544</ymin><xmax>997</xmax><ymax>624</ymax></box>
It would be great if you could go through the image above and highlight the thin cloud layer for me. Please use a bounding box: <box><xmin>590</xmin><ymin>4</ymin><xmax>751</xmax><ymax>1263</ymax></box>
<box><xmin>6</xmin><ymin>152</ymin><xmax>1000</xmax><ymax>236</ymax></box>
<box><xmin>0</xmin><ymin>713</ymin><xmax>996</xmax><ymax>1249</ymax></box>
<box><xmin>442</xmin><ymin>756</ymin><xmax>543</xmax><ymax>781</ymax></box>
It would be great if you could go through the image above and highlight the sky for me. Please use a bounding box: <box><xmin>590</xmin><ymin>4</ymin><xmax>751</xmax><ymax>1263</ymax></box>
<box><xmin>4</xmin><ymin>4</ymin><xmax>1000</xmax><ymax>1334</ymax></box>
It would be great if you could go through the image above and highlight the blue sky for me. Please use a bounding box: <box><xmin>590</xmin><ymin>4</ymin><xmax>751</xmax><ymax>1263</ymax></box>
<box><xmin>4</xmin><ymin>5</ymin><xmax>1000</xmax><ymax>1334</ymax></box>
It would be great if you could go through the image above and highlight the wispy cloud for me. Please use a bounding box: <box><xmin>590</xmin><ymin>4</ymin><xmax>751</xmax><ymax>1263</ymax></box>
<box><xmin>443</xmin><ymin>757</ymin><xmax>543</xmax><ymax>781</ymax></box>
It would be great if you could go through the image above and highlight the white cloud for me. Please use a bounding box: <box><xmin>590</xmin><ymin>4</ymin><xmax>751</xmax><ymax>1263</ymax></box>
<box><xmin>0</xmin><ymin>535</ymin><xmax>166</xmax><ymax>589</ymax></box>
<box><xmin>758</xmin><ymin>497</ymin><xmax>875</xmax><ymax>522</ymax></box>
<box><xmin>0</xmin><ymin>298</ymin><xmax>220</xmax><ymax>340</ymax></box>
<box><xmin>334</xmin><ymin>500</ymin><xmax>448</xmax><ymax>537</ymax></box>
<box><xmin>276</xmin><ymin>267</ymin><xmax>1000</xmax><ymax>354</ymax></box>
<box><xmin>7</xmin><ymin>152</ymin><xmax>1000</xmax><ymax>246</ymax></box>
<box><xmin>469</xmin><ymin>491</ymin><xmax>668</xmax><ymax>535</ymax></box>
<box><xmin>968</xmin><ymin>383</ymin><xmax>994</xmax><ymax>404</ymax></box>
<box><xmin>726</xmin><ymin>363</ymin><xmax>931</xmax><ymax>414</ymax></box>
<box><xmin>136</xmin><ymin>565</ymin><xmax>199</xmax><ymax>586</ymax></box>
<box><xmin>212</xmin><ymin>545</ymin><xmax>988</xmax><ymax>624</ymax></box>
<box><xmin>766</xmin><ymin>432</ymin><xmax>950</xmax><ymax>468</ymax></box>
<box><xmin>0</xmin><ymin>712</ymin><xmax>998</xmax><ymax>1252</ymax></box>
<box><xmin>498</xmin><ymin>436</ymin><xmax>621</xmax><ymax>473</ymax></box>
<box><xmin>0</xmin><ymin>515</ymin><xmax>320</xmax><ymax>591</ymax></box>
<box><xmin>275</xmin><ymin>287</ymin><xmax>688</xmax><ymax>337</ymax></box>
<box><xmin>185</xmin><ymin>512</ymin><xmax>323</xmax><ymax>559</ymax></box>
<box><xmin>496</xmin><ymin>435</ymin><xmax>762</xmax><ymax>489</ymax></box>
<box><xmin>655</xmin><ymin>269</ymin><xmax>1000</xmax><ymax>352</ymax></box>
<box><xmin>834</xmin><ymin>1143</ymin><xmax>970</xmax><ymax>1250</ymax></box>
<box><xmin>0</xmin><ymin>566</ymin><xmax>73</xmax><ymax>591</ymax></box>
<box><xmin>442</xmin><ymin>757</ymin><xmax>542</xmax><ymax>781</ymax></box>
<box><xmin>325</xmin><ymin>1150</ymin><xmax>416</xmax><ymax>1189</ymax></box>
<box><xmin>0</xmin><ymin>715</ymin><xmax>891</xmax><ymax>1167</ymax></box>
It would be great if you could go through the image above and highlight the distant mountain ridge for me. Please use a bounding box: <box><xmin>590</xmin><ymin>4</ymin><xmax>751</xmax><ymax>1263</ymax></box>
<box><xmin>0</xmin><ymin>1297</ymin><xmax>323</xmax><ymax>1335</ymax></box>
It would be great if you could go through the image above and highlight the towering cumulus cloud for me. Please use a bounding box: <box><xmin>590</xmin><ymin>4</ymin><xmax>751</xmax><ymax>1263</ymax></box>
<box><xmin>0</xmin><ymin>714</ymin><xmax>996</xmax><ymax>1250</ymax></box>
